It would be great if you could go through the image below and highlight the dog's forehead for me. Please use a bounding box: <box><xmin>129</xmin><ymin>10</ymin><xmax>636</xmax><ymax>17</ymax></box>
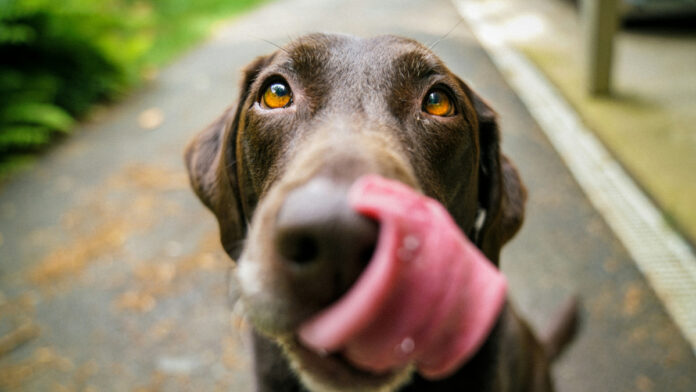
<box><xmin>276</xmin><ymin>34</ymin><xmax>445</xmax><ymax>84</ymax></box>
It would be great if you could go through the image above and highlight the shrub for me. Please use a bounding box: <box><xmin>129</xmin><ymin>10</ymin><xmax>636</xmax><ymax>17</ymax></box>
<box><xmin>0</xmin><ymin>0</ymin><xmax>265</xmax><ymax>179</ymax></box>
<box><xmin>0</xmin><ymin>0</ymin><xmax>135</xmax><ymax>176</ymax></box>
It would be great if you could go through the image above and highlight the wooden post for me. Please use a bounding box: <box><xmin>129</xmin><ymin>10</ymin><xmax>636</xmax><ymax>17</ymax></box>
<box><xmin>583</xmin><ymin>0</ymin><xmax>619</xmax><ymax>95</ymax></box>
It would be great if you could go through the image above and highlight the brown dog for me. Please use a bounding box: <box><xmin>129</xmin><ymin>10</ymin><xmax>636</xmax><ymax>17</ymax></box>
<box><xmin>185</xmin><ymin>33</ymin><xmax>576</xmax><ymax>392</ymax></box>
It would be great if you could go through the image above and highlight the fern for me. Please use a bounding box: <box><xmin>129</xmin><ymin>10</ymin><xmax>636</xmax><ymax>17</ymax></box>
<box><xmin>0</xmin><ymin>23</ymin><xmax>35</xmax><ymax>44</ymax></box>
<box><xmin>1</xmin><ymin>102</ymin><xmax>73</xmax><ymax>133</ymax></box>
<box><xmin>0</xmin><ymin>0</ymin><xmax>266</xmax><ymax>179</ymax></box>
<box><xmin>0</xmin><ymin>126</ymin><xmax>52</xmax><ymax>150</ymax></box>
<box><xmin>0</xmin><ymin>0</ymin><xmax>124</xmax><ymax>173</ymax></box>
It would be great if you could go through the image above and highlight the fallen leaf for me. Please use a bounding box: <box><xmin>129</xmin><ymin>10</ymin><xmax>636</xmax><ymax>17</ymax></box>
<box><xmin>137</xmin><ymin>108</ymin><xmax>164</xmax><ymax>130</ymax></box>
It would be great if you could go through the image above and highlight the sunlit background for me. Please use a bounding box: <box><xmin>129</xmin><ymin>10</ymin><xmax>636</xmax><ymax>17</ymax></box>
<box><xmin>1</xmin><ymin>0</ymin><xmax>695</xmax><ymax>390</ymax></box>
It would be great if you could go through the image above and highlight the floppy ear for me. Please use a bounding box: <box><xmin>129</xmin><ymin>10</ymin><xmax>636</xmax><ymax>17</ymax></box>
<box><xmin>462</xmin><ymin>84</ymin><xmax>527</xmax><ymax>266</ymax></box>
<box><xmin>184</xmin><ymin>55</ymin><xmax>271</xmax><ymax>259</ymax></box>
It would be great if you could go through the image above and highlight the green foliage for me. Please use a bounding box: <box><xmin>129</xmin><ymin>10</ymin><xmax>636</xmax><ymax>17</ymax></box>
<box><xmin>0</xmin><ymin>0</ymin><xmax>129</xmax><ymax>174</ymax></box>
<box><xmin>2</xmin><ymin>103</ymin><xmax>74</xmax><ymax>133</ymax></box>
<box><xmin>0</xmin><ymin>0</ymin><xmax>265</xmax><ymax>180</ymax></box>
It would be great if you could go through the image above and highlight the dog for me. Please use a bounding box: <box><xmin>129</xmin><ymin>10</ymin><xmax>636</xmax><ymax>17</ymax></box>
<box><xmin>185</xmin><ymin>33</ymin><xmax>577</xmax><ymax>392</ymax></box>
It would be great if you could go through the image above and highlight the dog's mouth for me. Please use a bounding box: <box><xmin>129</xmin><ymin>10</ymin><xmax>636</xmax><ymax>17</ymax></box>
<box><xmin>240</xmin><ymin>175</ymin><xmax>507</xmax><ymax>390</ymax></box>
<box><xmin>294</xmin><ymin>175</ymin><xmax>508</xmax><ymax>380</ymax></box>
<box><xmin>280</xmin><ymin>335</ymin><xmax>414</xmax><ymax>392</ymax></box>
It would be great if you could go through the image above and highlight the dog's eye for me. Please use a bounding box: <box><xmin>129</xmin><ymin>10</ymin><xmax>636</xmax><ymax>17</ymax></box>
<box><xmin>423</xmin><ymin>89</ymin><xmax>454</xmax><ymax>117</ymax></box>
<box><xmin>262</xmin><ymin>82</ymin><xmax>292</xmax><ymax>109</ymax></box>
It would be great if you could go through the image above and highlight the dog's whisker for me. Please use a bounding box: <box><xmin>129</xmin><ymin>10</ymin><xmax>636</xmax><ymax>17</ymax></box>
<box><xmin>428</xmin><ymin>18</ymin><xmax>465</xmax><ymax>50</ymax></box>
<box><xmin>225</xmin><ymin>264</ymin><xmax>239</xmax><ymax>310</ymax></box>
<box><xmin>254</xmin><ymin>36</ymin><xmax>288</xmax><ymax>53</ymax></box>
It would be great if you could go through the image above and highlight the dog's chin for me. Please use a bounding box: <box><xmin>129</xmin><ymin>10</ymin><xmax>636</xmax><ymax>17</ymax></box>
<box><xmin>276</xmin><ymin>335</ymin><xmax>414</xmax><ymax>392</ymax></box>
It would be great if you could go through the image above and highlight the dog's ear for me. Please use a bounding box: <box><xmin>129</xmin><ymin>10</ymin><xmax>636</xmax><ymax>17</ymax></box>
<box><xmin>461</xmin><ymin>82</ymin><xmax>526</xmax><ymax>266</ymax></box>
<box><xmin>184</xmin><ymin>55</ymin><xmax>271</xmax><ymax>259</ymax></box>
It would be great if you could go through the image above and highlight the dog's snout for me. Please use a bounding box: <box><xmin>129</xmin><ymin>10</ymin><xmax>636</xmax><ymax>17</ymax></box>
<box><xmin>275</xmin><ymin>179</ymin><xmax>378</xmax><ymax>302</ymax></box>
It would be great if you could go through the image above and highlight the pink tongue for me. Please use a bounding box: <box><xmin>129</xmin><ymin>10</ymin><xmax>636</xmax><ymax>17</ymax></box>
<box><xmin>298</xmin><ymin>175</ymin><xmax>507</xmax><ymax>379</ymax></box>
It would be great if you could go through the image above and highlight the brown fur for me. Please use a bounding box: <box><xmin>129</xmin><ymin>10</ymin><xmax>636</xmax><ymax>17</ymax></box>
<box><xmin>185</xmin><ymin>33</ymin><xmax>576</xmax><ymax>392</ymax></box>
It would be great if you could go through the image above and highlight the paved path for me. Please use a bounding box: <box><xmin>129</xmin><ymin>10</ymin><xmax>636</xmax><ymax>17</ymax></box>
<box><xmin>1</xmin><ymin>0</ymin><xmax>694</xmax><ymax>390</ymax></box>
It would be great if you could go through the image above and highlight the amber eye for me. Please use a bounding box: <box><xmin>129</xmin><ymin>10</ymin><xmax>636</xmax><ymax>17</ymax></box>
<box><xmin>423</xmin><ymin>89</ymin><xmax>454</xmax><ymax>116</ymax></box>
<box><xmin>262</xmin><ymin>82</ymin><xmax>292</xmax><ymax>109</ymax></box>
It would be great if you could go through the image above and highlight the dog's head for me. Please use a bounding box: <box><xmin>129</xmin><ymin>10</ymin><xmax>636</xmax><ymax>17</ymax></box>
<box><xmin>185</xmin><ymin>33</ymin><xmax>525</xmax><ymax>392</ymax></box>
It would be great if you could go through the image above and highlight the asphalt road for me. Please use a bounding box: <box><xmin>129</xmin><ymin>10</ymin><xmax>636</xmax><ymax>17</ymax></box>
<box><xmin>1</xmin><ymin>0</ymin><xmax>695</xmax><ymax>390</ymax></box>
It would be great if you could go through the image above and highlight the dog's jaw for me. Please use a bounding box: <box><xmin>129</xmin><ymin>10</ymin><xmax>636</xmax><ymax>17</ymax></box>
<box><xmin>234</xmin><ymin>137</ymin><xmax>423</xmax><ymax>391</ymax></box>
<box><xmin>278</xmin><ymin>335</ymin><xmax>415</xmax><ymax>392</ymax></box>
<box><xmin>238</xmin><ymin>258</ymin><xmax>415</xmax><ymax>392</ymax></box>
<box><xmin>236</xmin><ymin>183</ymin><xmax>416</xmax><ymax>392</ymax></box>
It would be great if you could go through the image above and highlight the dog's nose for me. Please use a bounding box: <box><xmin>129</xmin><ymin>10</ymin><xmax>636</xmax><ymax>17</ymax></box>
<box><xmin>275</xmin><ymin>178</ymin><xmax>378</xmax><ymax>305</ymax></box>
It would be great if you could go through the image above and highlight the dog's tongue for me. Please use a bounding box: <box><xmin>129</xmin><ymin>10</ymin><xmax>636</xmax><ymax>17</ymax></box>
<box><xmin>298</xmin><ymin>175</ymin><xmax>507</xmax><ymax>379</ymax></box>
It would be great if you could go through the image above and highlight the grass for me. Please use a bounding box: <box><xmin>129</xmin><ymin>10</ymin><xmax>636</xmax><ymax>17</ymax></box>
<box><xmin>127</xmin><ymin>0</ymin><xmax>269</xmax><ymax>71</ymax></box>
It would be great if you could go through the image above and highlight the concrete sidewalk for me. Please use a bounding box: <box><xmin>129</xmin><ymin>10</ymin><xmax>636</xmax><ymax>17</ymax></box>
<box><xmin>1</xmin><ymin>0</ymin><xmax>695</xmax><ymax>390</ymax></box>
<box><xmin>471</xmin><ymin>0</ymin><xmax>696</xmax><ymax>245</ymax></box>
